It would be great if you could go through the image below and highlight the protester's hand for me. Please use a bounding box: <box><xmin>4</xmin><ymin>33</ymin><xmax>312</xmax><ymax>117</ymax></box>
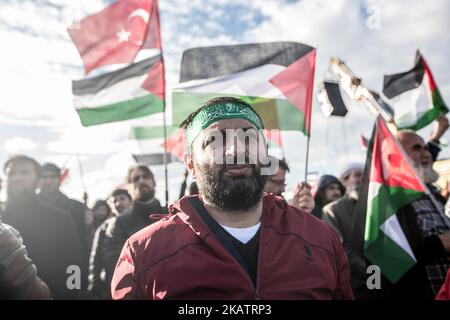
<box><xmin>430</xmin><ymin>115</ymin><xmax>449</xmax><ymax>143</ymax></box>
<box><xmin>291</xmin><ymin>182</ymin><xmax>314</xmax><ymax>213</ymax></box>
<box><xmin>438</xmin><ymin>232</ymin><xmax>450</xmax><ymax>253</ymax></box>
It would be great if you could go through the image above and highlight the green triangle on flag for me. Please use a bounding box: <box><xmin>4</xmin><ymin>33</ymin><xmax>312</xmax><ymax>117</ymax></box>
<box><xmin>363</xmin><ymin>116</ymin><xmax>427</xmax><ymax>283</ymax></box>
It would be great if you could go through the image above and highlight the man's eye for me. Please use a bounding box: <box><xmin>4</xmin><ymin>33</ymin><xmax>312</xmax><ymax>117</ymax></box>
<box><xmin>244</xmin><ymin>129</ymin><xmax>258</xmax><ymax>138</ymax></box>
<box><xmin>203</xmin><ymin>136</ymin><xmax>216</xmax><ymax>147</ymax></box>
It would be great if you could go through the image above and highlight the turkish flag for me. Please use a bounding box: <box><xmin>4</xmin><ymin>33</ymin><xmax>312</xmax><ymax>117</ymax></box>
<box><xmin>68</xmin><ymin>0</ymin><xmax>162</xmax><ymax>75</ymax></box>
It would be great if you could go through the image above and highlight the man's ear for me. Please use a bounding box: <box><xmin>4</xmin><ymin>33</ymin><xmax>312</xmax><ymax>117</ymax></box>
<box><xmin>185</xmin><ymin>153</ymin><xmax>197</xmax><ymax>179</ymax></box>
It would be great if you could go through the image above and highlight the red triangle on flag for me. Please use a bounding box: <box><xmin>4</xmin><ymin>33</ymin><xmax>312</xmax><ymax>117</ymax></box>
<box><xmin>269</xmin><ymin>49</ymin><xmax>316</xmax><ymax>134</ymax></box>
<box><xmin>370</xmin><ymin>117</ymin><xmax>425</xmax><ymax>193</ymax></box>
<box><xmin>141</xmin><ymin>58</ymin><xmax>165</xmax><ymax>99</ymax></box>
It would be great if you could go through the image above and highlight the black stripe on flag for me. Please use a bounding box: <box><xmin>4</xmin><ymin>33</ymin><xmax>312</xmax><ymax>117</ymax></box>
<box><xmin>73</xmin><ymin>54</ymin><xmax>161</xmax><ymax>96</ymax></box>
<box><xmin>179</xmin><ymin>42</ymin><xmax>314</xmax><ymax>82</ymax></box>
<box><xmin>383</xmin><ymin>51</ymin><xmax>425</xmax><ymax>99</ymax></box>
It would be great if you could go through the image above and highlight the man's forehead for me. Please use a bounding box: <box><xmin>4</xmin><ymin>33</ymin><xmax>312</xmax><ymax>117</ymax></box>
<box><xmin>399</xmin><ymin>131</ymin><xmax>425</xmax><ymax>146</ymax></box>
<box><xmin>273</xmin><ymin>168</ymin><xmax>286</xmax><ymax>178</ymax></box>
<box><xmin>42</xmin><ymin>170</ymin><xmax>59</xmax><ymax>176</ymax></box>
<box><xmin>326</xmin><ymin>183</ymin><xmax>341</xmax><ymax>188</ymax></box>
<box><xmin>203</xmin><ymin>118</ymin><xmax>258</xmax><ymax>132</ymax></box>
<box><xmin>132</xmin><ymin>168</ymin><xmax>147</xmax><ymax>176</ymax></box>
<box><xmin>7</xmin><ymin>161</ymin><xmax>34</xmax><ymax>171</ymax></box>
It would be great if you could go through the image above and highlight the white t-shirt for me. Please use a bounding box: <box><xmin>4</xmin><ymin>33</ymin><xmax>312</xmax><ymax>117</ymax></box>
<box><xmin>220</xmin><ymin>222</ymin><xmax>261</xmax><ymax>244</ymax></box>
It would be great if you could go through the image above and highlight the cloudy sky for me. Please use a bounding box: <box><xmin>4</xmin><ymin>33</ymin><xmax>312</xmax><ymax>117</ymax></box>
<box><xmin>0</xmin><ymin>0</ymin><xmax>449</xmax><ymax>205</ymax></box>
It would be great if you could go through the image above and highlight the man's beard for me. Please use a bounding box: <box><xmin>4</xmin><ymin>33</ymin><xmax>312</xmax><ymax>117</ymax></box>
<box><xmin>136</xmin><ymin>183</ymin><xmax>155</xmax><ymax>202</ymax></box>
<box><xmin>325</xmin><ymin>193</ymin><xmax>341</xmax><ymax>204</ymax></box>
<box><xmin>196</xmin><ymin>162</ymin><xmax>268</xmax><ymax>211</ymax></box>
<box><xmin>414</xmin><ymin>164</ymin><xmax>439</xmax><ymax>184</ymax></box>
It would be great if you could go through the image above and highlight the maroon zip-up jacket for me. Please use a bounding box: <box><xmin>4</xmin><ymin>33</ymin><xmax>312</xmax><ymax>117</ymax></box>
<box><xmin>111</xmin><ymin>194</ymin><xmax>354</xmax><ymax>300</ymax></box>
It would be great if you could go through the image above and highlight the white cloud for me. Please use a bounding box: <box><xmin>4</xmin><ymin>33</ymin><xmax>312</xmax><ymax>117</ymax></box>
<box><xmin>4</xmin><ymin>137</ymin><xmax>37</xmax><ymax>154</ymax></box>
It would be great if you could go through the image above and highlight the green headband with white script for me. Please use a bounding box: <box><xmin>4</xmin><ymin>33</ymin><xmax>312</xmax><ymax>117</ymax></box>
<box><xmin>185</xmin><ymin>101</ymin><xmax>264</xmax><ymax>147</ymax></box>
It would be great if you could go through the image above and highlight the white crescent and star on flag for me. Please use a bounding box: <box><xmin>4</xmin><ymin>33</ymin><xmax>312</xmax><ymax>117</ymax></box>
<box><xmin>116</xmin><ymin>8</ymin><xmax>150</xmax><ymax>44</ymax></box>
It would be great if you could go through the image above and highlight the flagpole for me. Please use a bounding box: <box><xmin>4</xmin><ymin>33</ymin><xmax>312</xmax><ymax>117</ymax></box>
<box><xmin>163</xmin><ymin>105</ymin><xmax>169</xmax><ymax>208</ymax></box>
<box><xmin>161</xmin><ymin>54</ymin><xmax>169</xmax><ymax>209</ymax></box>
<box><xmin>76</xmin><ymin>152</ymin><xmax>88</xmax><ymax>206</ymax></box>
<box><xmin>304</xmin><ymin>134</ymin><xmax>310</xmax><ymax>182</ymax></box>
<box><xmin>304</xmin><ymin>45</ymin><xmax>316</xmax><ymax>183</ymax></box>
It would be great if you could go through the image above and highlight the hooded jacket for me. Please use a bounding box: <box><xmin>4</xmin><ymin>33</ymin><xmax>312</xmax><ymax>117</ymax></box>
<box><xmin>312</xmin><ymin>175</ymin><xmax>345</xmax><ymax>219</ymax></box>
<box><xmin>111</xmin><ymin>194</ymin><xmax>354</xmax><ymax>300</ymax></box>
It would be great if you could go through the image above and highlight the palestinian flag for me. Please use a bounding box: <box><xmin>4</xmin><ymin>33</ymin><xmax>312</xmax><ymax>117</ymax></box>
<box><xmin>73</xmin><ymin>55</ymin><xmax>164</xmax><ymax>126</ymax></box>
<box><xmin>363</xmin><ymin>116</ymin><xmax>426</xmax><ymax>283</ymax></box>
<box><xmin>383</xmin><ymin>51</ymin><xmax>448</xmax><ymax>131</ymax></box>
<box><xmin>173</xmin><ymin>42</ymin><xmax>316</xmax><ymax>136</ymax></box>
<box><xmin>131</xmin><ymin>125</ymin><xmax>184</xmax><ymax>161</ymax></box>
<box><xmin>68</xmin><ymin>0</ymin><xmax>162</xmax><ymax>75</ymax></box>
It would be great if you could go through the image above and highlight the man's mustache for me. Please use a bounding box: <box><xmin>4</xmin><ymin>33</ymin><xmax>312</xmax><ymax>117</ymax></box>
<box><xmin>138</xmin><ymin>183</ymin><xmax>151</xmax><ymax>190</ymax></box>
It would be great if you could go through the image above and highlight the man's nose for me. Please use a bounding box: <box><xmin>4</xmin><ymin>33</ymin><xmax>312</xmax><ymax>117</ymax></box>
<box><xmin>422</xmin><ymin>148</ymin><xmax>433</xmax><ymax>161</ymax></box>
<box><xmin>225</xmin><ymin>139</ymin><xmax>247</xmax><ymax>159</ymax></box>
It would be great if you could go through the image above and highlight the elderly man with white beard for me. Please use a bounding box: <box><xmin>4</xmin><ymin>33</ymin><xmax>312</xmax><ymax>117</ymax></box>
<box><xmin>378</xmin><ymin>129</ymin><xmax>450</xmax><ymax>300</ymax></box>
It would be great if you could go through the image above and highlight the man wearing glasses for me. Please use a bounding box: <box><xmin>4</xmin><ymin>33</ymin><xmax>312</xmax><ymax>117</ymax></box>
<box><xmin>264</xmin><ymin>157</ymin><xmax>314</xmax><ymax>214</ymax></box>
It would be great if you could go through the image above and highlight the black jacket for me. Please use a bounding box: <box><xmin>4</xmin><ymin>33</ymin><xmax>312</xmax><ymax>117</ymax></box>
<box><xmin>1</xmin><ymin>194</ymin><xmax>84</xmax><ymax>299</ymax></box>
<box><xmin>102</xmin><ymin>198</ymin><xmax>167</xmax><ymax>296</ymax></box>
<box><xmin>88</xmin><ymin>217</ymin><xmax>114</xmax><ymax>299</ymax></box>
<box><xmin>39</xmin><ymin>191</ymin><xmax>89</xmax><ymax>288</ymax></box>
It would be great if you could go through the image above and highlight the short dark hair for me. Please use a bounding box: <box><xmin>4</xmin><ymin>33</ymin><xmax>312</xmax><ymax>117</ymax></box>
<box><xmin>110</xmin><ymin>188</ymin><xmax>132</xmax><ymax>200</ymax></box>
<box><xmin>92</xmin><ymin>199</ymin><xmax>111</xmax><ymax>213</ymax></box>
<box><xmin>179</xmin><ymin>96</ymin><xmax>261</xmax><ymax>130</ymax></box>
<box><xmin>126</xmin><ymin>164</ymin><xmax>154</xmax><ymax>184</ymax></box>
<box><xmin>269</xmin><ymin>156</ymin><xmax>290</xmax><ymax>174</ymax></box>
<box><xmin>278</xmin><ymin>158</ymin><xmax>290</xmax><ymax>173</ymax></box>
<box><xmin>41</xmin><ymin>162</ymin><xmax>61</xmax><ymax>176</ymax></box>
<box><xmin>3</xmin><ymin>155</ymin><xmax>42</xmax><ymax>178</ymax></box>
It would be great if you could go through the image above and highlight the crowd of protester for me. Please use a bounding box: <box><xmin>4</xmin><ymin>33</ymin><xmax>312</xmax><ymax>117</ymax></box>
<box><xmin>1</xmin><ymin>97</ymin><xmax>450</xmax><ymax>300</ymax></box>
